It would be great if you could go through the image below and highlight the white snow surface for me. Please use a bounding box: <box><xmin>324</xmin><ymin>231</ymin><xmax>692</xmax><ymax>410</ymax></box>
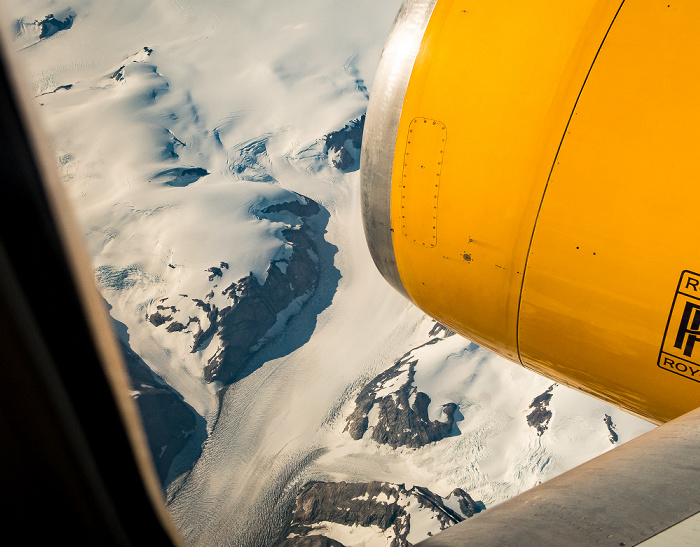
<box><xmin>306</xmin><ymin>522</ymin><xmax>394</xmax><ymax>547</ymax></box>
<box><xmin>405</xmin><ymin>501</ymin><xmax>441</xmax><ymax>546</ymax></box>
<box><xmin>4</xmin><ymin>1</ymin><xmax>656</xmax><ymax>546</ymax></box>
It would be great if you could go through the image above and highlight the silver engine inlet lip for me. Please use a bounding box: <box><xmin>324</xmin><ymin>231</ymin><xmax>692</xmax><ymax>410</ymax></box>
<box><xmin>360</xmin><ymin>0</ymin><xmax>438</xmax><ymax>298</ymax></box>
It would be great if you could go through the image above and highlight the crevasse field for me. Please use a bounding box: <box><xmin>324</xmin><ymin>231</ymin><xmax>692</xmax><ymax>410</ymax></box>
<box><xmin>5</xmin><ymin>1</ymin><xmax>654</xmax><ymax>545</ymax></box>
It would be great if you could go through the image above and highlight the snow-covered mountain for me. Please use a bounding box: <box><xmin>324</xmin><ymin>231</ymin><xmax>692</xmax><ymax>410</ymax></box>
<box><xmin>5</xmin><ymin>1</ymin><xmax>655</xmax><ymax>545</ymax></box>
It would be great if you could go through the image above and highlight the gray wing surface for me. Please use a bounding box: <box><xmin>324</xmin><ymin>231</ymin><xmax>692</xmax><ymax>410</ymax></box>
<box><xmin>419</xmin><ymin>406</ymin><xmax>700</xmax><ymax>546</ymax></box>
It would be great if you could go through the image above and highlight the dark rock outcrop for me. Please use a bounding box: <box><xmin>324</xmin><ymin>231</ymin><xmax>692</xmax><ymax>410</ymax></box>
<box><xmin>325</xmin><ymin>115</ymin><xmax>364</xmax><ymax>171</ymax></box>
<box><xmin>428</xmin><ymin>321</ymin><xmax>455</xmax><ymax>338</ymax></box>
<box><xmin>39</xmin><ymin>14</ymin><xmax>74</xmax><ymax>39</ymax></box>
<box><xmin>451</xmin><ymin>487</ymin><xmax>482</xmax><ymax>518</ymax></box>
<box><xmin>148</xmin><ymin>311</ymin><xmax>172</xmax><ymax>326</ymax></box>
<box><xmin>604</xmin><ymin>414</ymin><xmax>618</xmax><ymax>444</ymax></box>
<box><xmin>166</xmin><ymin>321</ymin><xmax>185</xmax><ymax>332</ymax></box>
<box><xmin>527</xmin><ymin>385</ymin><xmax>555</xmax><ymax>436</ymax></box>
<box><xmin>207</xmin><ymin>265</ymin><xmax>224</xmax><ymax>280</ymax></box>
<box><xmin>282</xmin><ymin>481</ymin><xmax>482</xmax><ymax>546</ymax></box>
<box><xmin>111</xmin><ymin>65</ymin><xmax>126</xmax><ymax>81</ymax></box>
<box><xmin>330</xmin><ymin>146</ymin><xmax>353</xmax><ymax>171</ymax></box>
<box><xmin>345</xmin><ymin>340</ymin><xmax>459</xmax><ymax>449</ymax></box>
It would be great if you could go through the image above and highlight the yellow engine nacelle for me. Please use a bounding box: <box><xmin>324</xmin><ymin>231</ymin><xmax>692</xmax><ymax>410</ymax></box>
<box><xmin>361</xmin><ymin>0</ymin><xmax>700</xmax><ymax>424</ymax></box>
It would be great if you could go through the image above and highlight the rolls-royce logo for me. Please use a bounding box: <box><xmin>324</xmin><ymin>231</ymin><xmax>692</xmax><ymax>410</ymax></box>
<box><xmin>659</xmin><ymin>271</ymin><xmax>700</xmax><ymax>382</ymax></box>
<box><xmin>674</xmin><ymin>301</ymin><xmax>700</xmax><ymax>358</ymax></box>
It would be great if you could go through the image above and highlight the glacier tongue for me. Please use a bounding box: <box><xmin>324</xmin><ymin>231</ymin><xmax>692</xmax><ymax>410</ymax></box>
<box><xmin>5</xmin><ymin>0</ymin><xmax>656</xmax><ymax>545</ymax></box>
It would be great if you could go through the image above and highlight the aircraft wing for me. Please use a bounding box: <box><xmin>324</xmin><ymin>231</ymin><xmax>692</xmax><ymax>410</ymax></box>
<box><xmin>419</xmin><ymin>404</ymin><xmax>700</xmax><ymax>545</ymax></box>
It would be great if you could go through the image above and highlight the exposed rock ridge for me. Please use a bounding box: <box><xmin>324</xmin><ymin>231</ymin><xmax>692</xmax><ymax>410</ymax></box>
<box><xmin>145</xmin><ymin>196</ymin><xmax>321</xmax><ymax>384</ymax></box>
<box><xmin>604</xmin><ymin>414</ymin><xmax>619</xmax><ymax>444</ymax></box>
<box><xmin>325</xmin><ymin>115</ymin><xmax>364</xmax><ymax>171</ymax></box>
<box><xmin>428</xmin><ymin>320</ymin><xmax>455</xmax><ymax>338</ymax></box>
<box><xmin>280</xmin><ymin>480</ymin><xmax>482</xmax><ymax>547</ymax></box>
<box><xmin>39</xmin><ymin>14</ymin><xmax>74</xmax><ymax>39</ymax></box>
<box><xmin>527</xmin><ymin>384</ymin><xmax>555</xmax><ymax>436</ymax></box>
<box><xmin>345</xmin><ymin>338</ymin><xmax>458</xmax><ymax>449</ymax></box>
